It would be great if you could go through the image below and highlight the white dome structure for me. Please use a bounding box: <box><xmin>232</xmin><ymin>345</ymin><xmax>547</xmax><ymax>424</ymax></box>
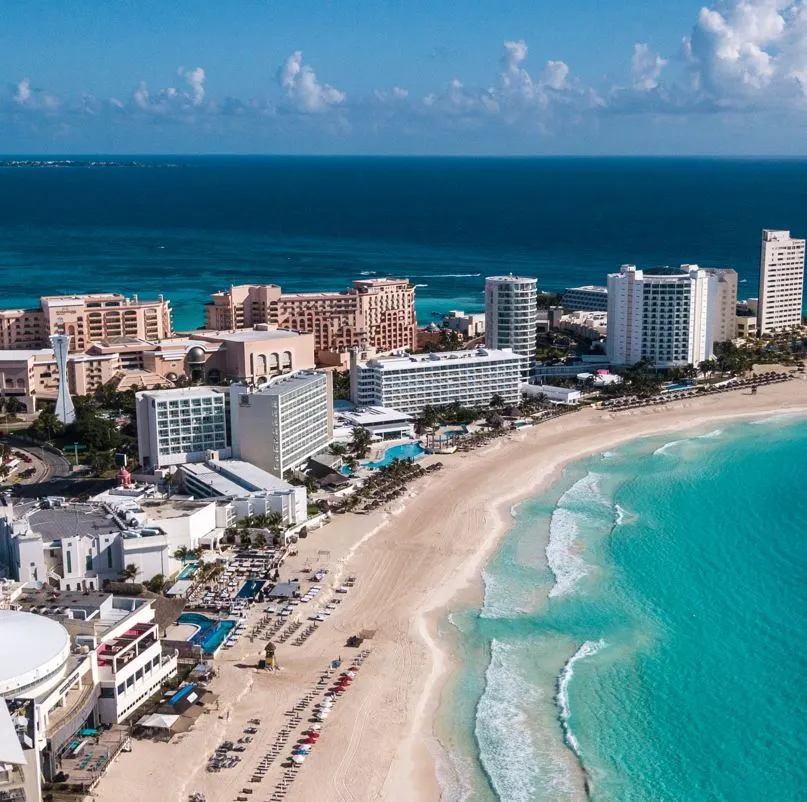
<box><xmin>0</xmin><ymin>611</ymin><xmax>71</xmax><ymax>698</ymax></box>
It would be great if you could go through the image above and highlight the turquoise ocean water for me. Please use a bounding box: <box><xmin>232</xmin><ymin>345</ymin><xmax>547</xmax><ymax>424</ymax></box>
<box><xmin>437</xmin><ymin>415</ymin><xmax>807</xmax><ymax>802</ymax></box>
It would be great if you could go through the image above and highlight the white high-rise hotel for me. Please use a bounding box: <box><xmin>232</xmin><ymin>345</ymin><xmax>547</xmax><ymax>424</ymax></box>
<box><xmin>758</xmin><ymin>229</ymin><xmax>806</xmax><ymax>334</ymax></box>
<box><xmin>484</xmin><ymin>275</ymin><xmax>538</xmax><ymax>359</ymax></box>
<box><xmin>607</xmin><ymin>265</ymin><xmax>715</xmax><ymax>368</ymax></box>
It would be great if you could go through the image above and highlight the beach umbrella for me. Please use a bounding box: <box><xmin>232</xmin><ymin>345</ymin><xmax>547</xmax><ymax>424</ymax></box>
<box><xmin>306</xmin><ymin>732</ymin><xmax>321</xmax><ymax>739</ymax></box>
<box><xmin>310</xmin><ymin>724</ymin><xmax>322</xmax><ymax>731</ymax></box>
<box><xmin>291</xmin><ymin>755</ymin><xmax>306</xmax><ymax>764</ymax></box>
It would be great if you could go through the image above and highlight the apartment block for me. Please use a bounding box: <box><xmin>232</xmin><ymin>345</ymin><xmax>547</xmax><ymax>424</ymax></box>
<box><xmin>757</xmin><ymin>229</ymin><xmax>806</xmax><ymax>334</ymax></box>
<box><xmin>350</xmin><ymin>348</ymin><xmax>526</xmax><ymax>415</ymax></box>
<box><xmin>205</xmin><ymin>278</ymin><xmax>417</xmax><ymax>358</ymax></box>
<box><xmin>484</xmin><ymin>275</ymin><xmax>538</xmax><ymax>360</ymax></box>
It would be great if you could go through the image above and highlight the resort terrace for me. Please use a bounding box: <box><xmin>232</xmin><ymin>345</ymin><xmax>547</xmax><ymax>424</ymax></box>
<box><xmin>96</xmin><ymin>623</ymin><xmax>158</xmax><ymax>674</ymax></box>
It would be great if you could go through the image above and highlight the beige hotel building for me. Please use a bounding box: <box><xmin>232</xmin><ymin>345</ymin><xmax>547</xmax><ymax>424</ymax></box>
<box><xmin>205</xmin><ymin>278</ymin><xmax>417</xmax><ymax>361</ymax></box>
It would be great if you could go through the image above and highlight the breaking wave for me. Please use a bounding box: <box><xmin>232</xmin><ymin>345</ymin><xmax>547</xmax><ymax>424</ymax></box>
<box><xmin>653</xmin><ymin>439</ymin><xmax>686</xmax><ymax>455</ymax></box>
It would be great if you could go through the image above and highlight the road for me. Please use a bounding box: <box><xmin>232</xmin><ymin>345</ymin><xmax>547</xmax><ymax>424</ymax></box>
<box><xmin>2</xmin><ymin>435</ymin><xmax>72</xmax><ymax>495</ymax></box>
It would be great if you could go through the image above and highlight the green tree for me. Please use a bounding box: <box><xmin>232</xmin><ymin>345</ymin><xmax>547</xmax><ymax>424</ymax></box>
<box><xmin>489</xmin><ymin>393</ymin><xmax>505</xmax><ymax>410</ymax></box>
<box><xmin>121</xmin><ymin>563</ymin><xmax>139</xmax><ymax>582</ymax></box>
<box><xmin>89</xmin><ymin>451</ymin><xmax>115</xmax><ymax>476</ymax></box>
<box><xmin>329</xmin><ymin>442</ymin><xmax>348</xmax><ymax>456</ymax></box>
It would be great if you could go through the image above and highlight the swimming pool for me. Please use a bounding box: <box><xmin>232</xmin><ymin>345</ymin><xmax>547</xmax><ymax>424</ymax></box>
<box><xmin>177</xmin><ymin>612</ymin><xmax>236</xmax><ymax>655</ymax></box>
<box><xmin>237</xmin><ymin>579</ymin><xmax>266</xmax><ymax>599</ymax></box>
<box><xmin>177</xmin><ymin>562</ymin><xmax>198</xmax><ymax>580</ymax></box>
<box><xmin>664</xmin><ymin>382</ymin><xmax>695</xmax><ymax>392</ymax></box>
<box><xmin>365</xmin><ymin>442</ymin><xmax>425</xmax><ymax>469</ymax></box>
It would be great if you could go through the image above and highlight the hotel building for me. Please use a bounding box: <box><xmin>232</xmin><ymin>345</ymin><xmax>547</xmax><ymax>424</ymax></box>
<box><xmin>701</xmin><ymin>267</ymin><xmax>738</xmax><ymax>344</ymax></box>
<box><xmin>0</xmin><ymin>293</ymin><xmax>172</xmax><ymax>352</ymax></box>
<box><xmin>180</xmin><ymin>459</ymin><xmax>307</xmax><ymax>525</ymax></box>
<box><xmin>606</xmin><ymin>264</ymin><xmax>715</xmax><ymax>368</ymax></box>
<box><xmin>205</xmin><ymin>278</ymin><xmax>417</xmax><ymax>359</ymax></box>
<box><xmin>757</xmin><ymin>229</ymin><xmax>806</xmax><ymax>334</ymax></box>
<box><xmin>349</xmin><ymin>348</ymin><xmax>526</xmax><ymax>415</ymax></box>
<box><xmin>561</xmin><ymin>285</ymin><xmax>608</xmax><ymax>312</ymax></box>
<box><xmin>484</xmin><ymin>276</ymin><xmax>538</xmax><ymax>360</ymax></box>
<box><xmin>229</xmin><ymin>371</ymin><xmax>333</xmax><ymax>478</ymax></box>
<box><xmin>0</xmin><ymin>591</ymin><xmax>177</xmax><ymax>802</ymax></box>
<box><xmin>135</xmin><ymin>387</ymin><xmax>229</xmax><ymax>471</ymax></box>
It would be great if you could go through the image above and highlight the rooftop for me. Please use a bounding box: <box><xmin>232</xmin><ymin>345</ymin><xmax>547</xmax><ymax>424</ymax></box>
<box><xmin>233</xmin><ymin>370</ymin><xmax>325</xmax><ymax>397</ymax></box>
<box><xmin>359</xmin><ymin>348</ymin><xmax>525</xmax><ymax>371</ymax></box>
<box><xmin>564</xmin><ymin>285</ymin><xmax>607</xmax><ymax>293</ymax></box>
<box><xmin>339</xmin><ymin>406</ymin><xmax>414</xmax><ymax>425</ymax></box>
<box><xmin>197</xmin><ymin>327</ymin><xmax>305</xmax><ymax>343</ymax></box>
<box><xmin>25</xmin><ymin>503</ymin><xmax>122</xmax><ymax>542</ymax></box>
<box><xmin>135</xmin><ymin>386</ymin><xmax>226</xmax><ymax>401</ymax></box>
<box><xmin>138</xmin><ymin>498</ymin><xmax>214</xmax><ymax>519</ymax></box>
<box><xmin>0</xmin><ymin>348</ymin><xmax>53</xmax><ymax>361</ymax></box>
<box><xmin>183</xmin><ymin>460</ymin><xmax>297</xmax><ymax>496</ymax></box>
<box><xmin>0</xmin><ymin>610</ymin><xmax>71</xmax><ymax>696</ymax></box>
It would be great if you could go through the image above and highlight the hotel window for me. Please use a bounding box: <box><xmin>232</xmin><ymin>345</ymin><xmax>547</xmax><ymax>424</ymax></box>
<box><xmin>66</xmin><ymin>551</ymin><xmax>72</xmax><ymax>574</ymax></box>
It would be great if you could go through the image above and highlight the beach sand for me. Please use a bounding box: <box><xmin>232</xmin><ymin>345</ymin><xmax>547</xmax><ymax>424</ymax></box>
<box><xmin>93</xmin><ymin>373</ymin><xmax>807</xmax><ymax>802</ymax></box>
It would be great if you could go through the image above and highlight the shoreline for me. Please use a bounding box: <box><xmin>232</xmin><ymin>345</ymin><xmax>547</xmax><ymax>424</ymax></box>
<box><xmin>392</xmin><ymin>385</ymin><xmax>807</xmax><ymax>802</ymax></box>
<box><xmin>90</xmin><ymin>375</ymin><xmax>807</xmax><ymax>802</ymax></box>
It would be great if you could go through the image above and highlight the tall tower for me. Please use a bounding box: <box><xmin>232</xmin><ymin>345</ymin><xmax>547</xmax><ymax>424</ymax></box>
<box><xmin>758</xmin><ymin>229</ymin><xmax>806</xmax><ymax>335</ymax></box>
<box><xmin>50</xmin><ymin>334</ymin><xmax>76</xmax><ymax>425</ymax></box>
<box><xmin>484</xmin><ymin>275</ymin><xmax>538</xmax><ymax>361</ymax></box>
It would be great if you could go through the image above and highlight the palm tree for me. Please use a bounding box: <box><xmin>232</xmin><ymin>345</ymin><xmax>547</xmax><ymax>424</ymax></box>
<box><xmin>489</xmin><ymin>393</ymin><xmax>505</xmax><ymax>410</ymax></box>
<box><xmin>163</xmin><ymin>470</ymin><xmax>179</xmax><ymax>499</ymax></box>
<box><xmin>121</xmin><ymin>563</ymin><xmax>139</xmax><ymax>582</ymax></box>
<box><xmin>350</xmin><ymin>426</ymin><xmax>373</xmax><ymax>459</ymax></box>
<box><xmin>174</xmin><ymin>546</ymin><xmax>191</xmax><ymax>561</ymax></box>
<box><xmin>329</xmin><ymin>442</ymin><xmax>348</xmax><ymax>456</ymax></box>
<box><xmin>253</xmin><ymin>531</ymin><xmax>267</xmax><ymax>549</ymax></box>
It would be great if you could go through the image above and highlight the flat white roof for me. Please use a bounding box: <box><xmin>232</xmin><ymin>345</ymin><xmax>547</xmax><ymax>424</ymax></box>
<box><xmin>340</xmin><ymin>406</ymin><xmax>413</xmax><ymax>425</ymax></box>
<box><xmin>185</xmin><ymin>459</ymin><xmax>297</xmax><ymax>495</ymax></box>
<box><xmin>136</xmin><ymin>386</ymin><xmax>226</xmax><ymax>400</ymax></box>
<box><xmin>564</xmin><ymin>285</ymin><xmax>607</xmax><ymax>293</ymax></box>
<box><xmin>199</xmin><ymin>328</ymin><xmax>304</xmax><ymax>343</ymax></box>
<box><xmin>0</xmin><ymin>610</ymin><xmax>71</xmax><ymax>696</ymax></box>
<box><xmin>359</xmin><ymin>348</ymin><xmax>524</xmax><ymax>371</ymax></box>
<box><xmin>0</xmin><ymin>349</ymin><xmax>53</xmax><ymax>361</ymax></box>
<box><xmin>233</xmin><ymin>370</ymin><xmax>325</xmax><ymax>396</ymax></box>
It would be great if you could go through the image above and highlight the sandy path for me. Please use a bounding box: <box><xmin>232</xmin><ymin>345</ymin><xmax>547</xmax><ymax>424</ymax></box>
<box><xmin>94</xmin><ymin>373</ymin><xmax>807</xmax><ymax>802</ymax></box>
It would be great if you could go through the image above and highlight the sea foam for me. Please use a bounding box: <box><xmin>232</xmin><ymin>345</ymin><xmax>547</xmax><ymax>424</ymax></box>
<box><xmin>653</xmin><ymin>438</ymin><xmax>686</xmax><ymax>455</ymax></box>
<box><xmin>557</xmin><ymin>639</ymin><xmax>607</xmax><ymax>761</ymax></box>
<box><xmin>546</xmin><ymin>473</ymin><xmax>608</xmax><ymax>598</ymax></box>
<box><xmin>476</xmin><ymin>641</ymin><xmax>575</xmax><ymax>801</ymax></box>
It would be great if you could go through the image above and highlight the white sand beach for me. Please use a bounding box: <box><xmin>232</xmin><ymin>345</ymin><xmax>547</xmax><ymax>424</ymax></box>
<box><xmin>93</xmin><ymin>372</ymin><xmax>807</xmax><ymax>802</ymax></box>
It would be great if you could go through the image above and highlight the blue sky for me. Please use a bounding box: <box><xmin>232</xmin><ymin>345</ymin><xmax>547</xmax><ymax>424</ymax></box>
<box><xmin>1</xmin><ymin>0</ymin><xmax>806</xmax><ymax>155</ymax></box>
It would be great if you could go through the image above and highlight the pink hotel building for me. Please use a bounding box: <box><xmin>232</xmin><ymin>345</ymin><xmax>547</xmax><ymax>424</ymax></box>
<box><xmin>205</xmin><ymin>278</ymin><xmax>417</xmax><ymax>359</ymax></box>
<box><xmin>0</xmin><ymin>293</ymin><xmax>172</xmax><ymax>352</ymax></box>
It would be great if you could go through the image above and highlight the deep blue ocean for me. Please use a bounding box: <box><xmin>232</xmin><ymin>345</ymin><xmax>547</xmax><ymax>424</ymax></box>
<box><xmin>1</xmin><ymin>157</ymin><xmax>806</xmax><ymax>329</ymax></box>
<box><xmin>437</xmin><ymin>416</ymin><xmax>807</xmax><ymax>802</ymax></box>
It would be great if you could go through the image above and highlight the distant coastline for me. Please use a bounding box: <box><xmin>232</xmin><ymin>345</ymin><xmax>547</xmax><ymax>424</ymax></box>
<box><xmin>0</xmin><ymin>159</ymin><xmax>180</xmax><ymax>168</ymax></box>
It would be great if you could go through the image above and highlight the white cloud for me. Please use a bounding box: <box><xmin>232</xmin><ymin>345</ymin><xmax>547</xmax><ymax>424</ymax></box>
<box><xmin>632</xmin><ymin>43</ymin><xmax>668</xmax><ymax>90</ymax></box>
<box><xmin>278</xmin><ymin>51</ymin><xmax>345</xmax><ymax>112</ymax></box>
<box><xmin>180</xmin><ymin>67</ymin><xmax>205</xmax><ymax>106</ymax></box>
<box><xmin>684</xmin><ymin>0</ymin><xmax>807</xmax><ymax>105</ymax></box>
<box><xmin>14</xmin><ymin>78</ymin><xmax>31</xmax><ymax>105</ymax></box>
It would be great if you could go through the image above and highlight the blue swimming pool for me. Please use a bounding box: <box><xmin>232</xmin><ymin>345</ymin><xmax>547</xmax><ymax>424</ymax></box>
<box><xmin>237</xmin><ymin>579</ymin><xmax>265</xmax><ymax>599</ymax></box>
<box><xmin>365</xmin><ymin>442</ymin><xmax>425</xmax><ymax>469</ymax></box>
<box><xmin>177</xmin><ymin>562</ymin><xmax>198</xmax><ymax>580</ymax></box>
<box><xmin>664</xmin><ymin>382</ymin><xmax>695</xmax><ymax>392</ymax></box>
<box><xmin>177</xmin><ymin>612</ymin><xmax>236</xmax><ymax>655</ymax></box>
